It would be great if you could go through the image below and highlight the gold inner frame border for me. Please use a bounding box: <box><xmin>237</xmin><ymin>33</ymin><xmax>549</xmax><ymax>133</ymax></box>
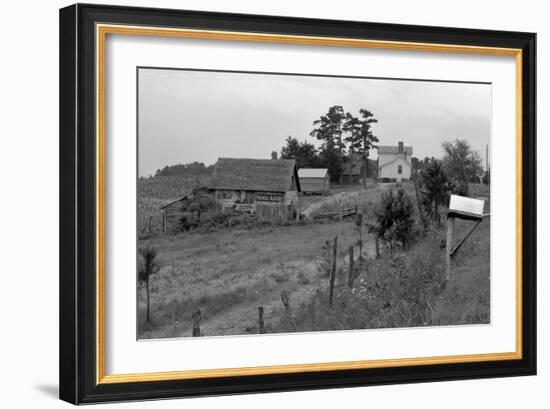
<box><xmin>95</xmin><ymin>23</ymin><xmax>523</xmax><ymax>385</ymax></box>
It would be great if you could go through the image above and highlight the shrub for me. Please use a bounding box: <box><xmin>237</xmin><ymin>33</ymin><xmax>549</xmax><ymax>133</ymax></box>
<box><xmin>178</xmin><ymin>214</ymin><xmax>193</xmax><ymax>231</ymax></box>
<box><xmin>138</xmin><ymin>245</ymin><xmax>160</xmax><ymax>323</ymax></box>
<box><xmin>420</xmin><ymin>158</ymin><xmax>452</xmax><ymax>223</ymax></box>
<box><xmin>374</xmin><ymin>189</ymin><xmax>416</xmax><ymax>252</ymax></box>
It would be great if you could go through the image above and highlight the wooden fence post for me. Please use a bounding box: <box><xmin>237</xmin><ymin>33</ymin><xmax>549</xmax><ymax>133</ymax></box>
<box><xmin>192</xmin><ymin>309</ymin><xmax>202</xmax><ymax>337</ymax></box>
<box><xmin>280</xmin><ymin>291</ymin><xmax>296</xmax><ymax>330</ymax></box>
<box><xmin>325</xmin><ymin>240</ymin><xmax>332</xmax><ymax>277</ymax></box>
<box><xmin>258</xmin><ymin>306</ymin><xmax>265</xmax><ymax>334</ymax></box>
<box><xmin>445</xmin><ymin>216</ymin><xmax>455</xmax><ymax>280</ymax></box>
<box><xmin>329</xmin><ymin>236</ymin><xmax>338</xmax><ymax>306</ymax></box>
<box><xmin>348</xmin><ymin>246</ymin><xmax>354</xmax><ymax>288</ymax></box>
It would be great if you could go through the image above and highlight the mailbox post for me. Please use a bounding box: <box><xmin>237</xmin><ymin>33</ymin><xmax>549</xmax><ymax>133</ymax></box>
<box><xmin>445</xmin><ymin>195</ymin><xmax>485</xmax><ymax>280</ymax></box>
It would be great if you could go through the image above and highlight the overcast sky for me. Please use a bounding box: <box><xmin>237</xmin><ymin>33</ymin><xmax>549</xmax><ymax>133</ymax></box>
<box><xmin>138</xmin><ymin>68</ymin><xmax>491</xmax><ymax>177</ymax></box>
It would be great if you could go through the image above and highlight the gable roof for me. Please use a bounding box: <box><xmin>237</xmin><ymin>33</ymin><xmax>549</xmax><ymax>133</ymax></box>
<box><xmin>209</xmin><ymin>158</ymin><xmax>300</xmax><ymax>192</ymax></box>
<box><xmin>377</xmin><ymin>145</ymin><xmax>413</xmax><ymax>155</ymax></box>
<box><xmin>379</xmin><ymin>156</ymin><xmax>412</xmax><ymax>169</ymax></box>
<box><xmin>298</xmin><ymin>168</ymin><xmax>328</xmax><ymax>178</ymax></box>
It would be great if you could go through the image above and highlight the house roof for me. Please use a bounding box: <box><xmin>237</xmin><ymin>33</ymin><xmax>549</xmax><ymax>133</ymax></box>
<box><xmin>377</xmin><ymin>145</ymin><xmax>413</xmax><ymax>155</ymax></box>
<box><xmin>379</xmin><ymin>156</ymin><xmax>412</xmax><ymax>169</ymax></box>
<box><xmin>209</xmin><ymin>158</ymin><xmax>300</xmax><ymax>192</ymax></box>
<box><xmin>298</xmin><ymin>168</ymin><xmax>328</xmax><ymax>178</ymax></box>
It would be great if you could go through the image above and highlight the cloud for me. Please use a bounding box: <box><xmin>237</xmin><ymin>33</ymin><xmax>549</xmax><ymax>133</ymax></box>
<box><xmin>138</xmin><ymin>68</ymin><xmax>490</xmax><ymax>177</ymax></box>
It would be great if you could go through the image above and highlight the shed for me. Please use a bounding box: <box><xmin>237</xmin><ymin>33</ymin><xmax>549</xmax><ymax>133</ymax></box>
<box><xmin>341</xmin><ymin>160</ymin><xmax>365</xmax><ymax>184</ymax></box>
<box><xmin>208</xmin><ymin>157</ymin><xmax>301</xmax><ymax>221</ymax></box>
<box><xmin>298</xmin><ymin>168</ymin><xmax>330</xmax><ymax>194</ymax></box>
<box><xmin>160</xmin><ymin>195</ymin><xmax>189</xmax><ymax>234</ymax></box>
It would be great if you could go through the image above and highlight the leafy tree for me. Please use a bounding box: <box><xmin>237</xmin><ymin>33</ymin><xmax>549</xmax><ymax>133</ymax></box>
<box><xmin>310</xmin><ymin>105</ymin><xmax>347</xmax><ymax>154</ymax></box>
<box><xmin>375</xmin><ymin>189</ymin><xmax>415</xmax><ymax>252</ymax></box>
<box><xmin>320</xmin><ymin>148</ymin><xmax>344</xmax><ymax>182</ymax></box>
<box><xmin>482</xmin><ymin>169</ymin><xmax>490</xmax><ymax>185</ymax></box>
<box><xmin>344</xmin><ymin>109</ymin><xmax>379</xmax><ymax>188</ymax></box>
<box><xmin>280</xmin><ymin>136</ymin><xmax>321</xmax><ymax>168</ymax></box>
<box><xmin>155</xmin><ymin>161</ymin><xmax>214</xmax><ymax>177</ymax></box>
<box><xmin>442</xmin><ymin>139</ymin><xmax>483</xmax><ymax>194</ymax></box>
<box><xmin>308</xmin><ymin>106</ymin><xmax>380</xmax><ymax>182</ymax></box>
<box><xmin>138</xmin><ymin>245</ymin><xmax>159</xmax><ymax>323</ymax></box>
<box><xmin>420</xmin><ymin>158</ymin><xmax>451</xmax><ymax>224</ymax></box>
<box><xmin>310</xmin><ymin>106</ymin><xmax>347</xmax><ymax>181</ymax></box>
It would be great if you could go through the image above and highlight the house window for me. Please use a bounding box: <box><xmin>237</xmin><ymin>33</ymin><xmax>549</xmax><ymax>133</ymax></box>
<box><xmin>397</xmin><ymin>165</ymin><xmax>403</xmax><ymax>175</ymax></box>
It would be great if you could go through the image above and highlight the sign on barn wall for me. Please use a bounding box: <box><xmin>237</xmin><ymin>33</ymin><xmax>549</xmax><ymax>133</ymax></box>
<box><xmin>256</xmin><ymin>192</ymin><xmax>284</xmax><ymax>202</ymax></box>
<box><xmin>449</xmin><ymin>194</ymin><xmax>485</xmax><ymax>219</ymax></box>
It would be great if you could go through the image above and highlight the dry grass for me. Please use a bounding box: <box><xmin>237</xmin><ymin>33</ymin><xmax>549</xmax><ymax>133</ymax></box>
<box><xmin>272</xmin><ymin>217</ymin><xmax>490</xmax><ymax>333</ymax></box>
<box><xmin>137</xmin><ymin>180</ymin><xmax>490</xmax><ymax>337</ymax></box>
<box><xmin>138</xmin><ymin>219</ymin><xmax>364</xmax><ymax>339</ymax></box>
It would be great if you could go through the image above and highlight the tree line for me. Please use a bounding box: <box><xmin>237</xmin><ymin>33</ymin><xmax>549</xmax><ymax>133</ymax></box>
<box><xmin>153</xmin><ymin>161</ymin><xmax>214</xmax><ymax>178</ymax></box>
<box><xmin>280</xmin><ymin>105</ymin><xmax>379</xmax><ymax>185</ymax></box>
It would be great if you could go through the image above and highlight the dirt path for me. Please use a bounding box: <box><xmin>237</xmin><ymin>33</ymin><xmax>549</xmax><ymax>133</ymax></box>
<box><xmin>139</xmin><ymin>218</ymin><xmax>378</xmax><ymax>340</ymax></box>
<box><xmin>192</xmin><ymin>239</ymin><xmax>376</xmax><ymax>337</ymax></box>
<box><xmin>198</xmin><ymin>261</ymin><xmax>321</xmax><ymax>336</ymax></box>
<box><xmin>301</xmin><ymin>187</ymin><xmax>377</xmax><ymax>218</ymax></box>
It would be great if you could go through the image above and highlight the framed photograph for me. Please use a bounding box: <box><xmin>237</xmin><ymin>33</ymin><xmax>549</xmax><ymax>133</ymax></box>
<box><xmin>59</xmin><ymin>3</ymin><xmax>536</xmax><ymax>405</ymax></box>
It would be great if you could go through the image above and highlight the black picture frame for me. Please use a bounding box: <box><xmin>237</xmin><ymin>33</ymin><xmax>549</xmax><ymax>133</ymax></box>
<box><xmin>59</xmin><ymin>3</ymin><xmax>536</xmax><ymax>405</ymax></box>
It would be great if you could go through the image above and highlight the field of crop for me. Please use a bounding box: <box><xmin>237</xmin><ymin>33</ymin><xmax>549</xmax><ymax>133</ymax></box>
<box><xmin>137</xmin><ymin>175</ymin><xmax>210</xmax><ymax>238</ymax></box>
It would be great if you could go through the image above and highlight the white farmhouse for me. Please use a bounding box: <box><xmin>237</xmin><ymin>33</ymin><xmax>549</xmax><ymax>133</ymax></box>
<box><xmin>377</xmin><ymin>141</ymin><xmax>413</xmax><ymax>182</ymax></box>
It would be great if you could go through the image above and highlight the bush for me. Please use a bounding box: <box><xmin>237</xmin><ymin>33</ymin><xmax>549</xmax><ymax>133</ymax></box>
<box><xmin>179</xmin><ymin>214</ymin><xmax>194</xmax><ymax>231</ymax></box>
<box><xmin>420</xmin><ymin>158</ymin><xmax>452</xmax><ymax>223</ymax></box>
<box><xmin>374</xmin><ymin>189</ymin><xmax>416</xmax><ymax>252</ymax></box>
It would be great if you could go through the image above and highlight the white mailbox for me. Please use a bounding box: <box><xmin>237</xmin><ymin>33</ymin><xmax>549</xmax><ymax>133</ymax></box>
<box><xmin>448</xmin><ymin>194</ymin><xmax>485</xmax><ymax>220</ymax></box>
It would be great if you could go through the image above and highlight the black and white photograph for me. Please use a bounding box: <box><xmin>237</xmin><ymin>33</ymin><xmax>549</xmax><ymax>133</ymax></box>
<box><xmin>137</xmin><ymin>67</ymin><xmax>491</xmax><ymax>340</ymax></box>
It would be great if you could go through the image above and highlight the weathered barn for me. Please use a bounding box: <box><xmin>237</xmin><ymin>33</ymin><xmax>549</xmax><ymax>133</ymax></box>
<box><xmin>209</xmin><ymin>157</ymin><xmax>301</xmax><ymax>221</ymax></box>
<box><xmin>378</xmin><ymin>141</ymin><xmax>413</xmax><ymax>182</ymax></box>
<box><xmin>298</xmin><ymin>168</ymin><xmax>330</xmax><ymax>194</ymax></box>
<box><xmin>341</xmin><ymin>159</ymin><xmax>366</xmax><ymax>184</ymax></box>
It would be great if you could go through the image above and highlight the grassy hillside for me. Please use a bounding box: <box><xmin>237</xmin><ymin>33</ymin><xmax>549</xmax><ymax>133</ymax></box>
<box><xmin>272</xmin><ymin>217</ymin><xmax>490</xmax><ymax>333</ymax></box>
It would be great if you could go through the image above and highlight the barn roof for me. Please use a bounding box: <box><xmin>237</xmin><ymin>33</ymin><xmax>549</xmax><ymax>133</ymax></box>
<box><xmin>209</xmin><ymin>158</ymin><xmax>300</xmax><ymax>192</ymax></box>
<box><xmin>298</xmin><ymin>168</ymin><xmax>328</xmax><ymax>178</ymax></box>
<box><xmin>377</xmin><ymin>145</ymin><xmax>413</xmax><ymax>155</ymax></box>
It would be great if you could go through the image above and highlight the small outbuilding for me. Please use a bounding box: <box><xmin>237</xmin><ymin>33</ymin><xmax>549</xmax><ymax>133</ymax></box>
<box><xmin>160</xmin><ymin>195</ymin><xmax>190</xmax><ymax>234</ymax></box>
<box><xmin>341</xmin><ymin>160</ymin><xmax>366</xmax><ymax>185</ymax></box>
<box><xmin>298</xmin><ymin>168</ymin><xmax>330</xmax><ymax>195</ymax></box>
<box><xmin>209</xmin><ymin>157</ymin><xmax>301</xmax><ymax>221</ymax></box>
